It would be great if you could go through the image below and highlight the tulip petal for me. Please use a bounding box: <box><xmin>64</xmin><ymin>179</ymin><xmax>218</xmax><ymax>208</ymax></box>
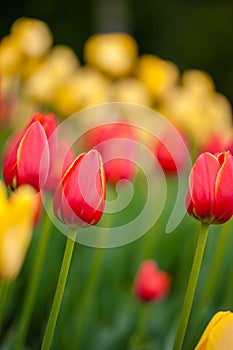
<box><xmin>27</xmin><ymin>112</ymin><xmax>56</xmax><ymax>140</ymax></box>
<box><xmin>3</xmin><ymin>133</ymin><xmax>22</xmax><ymax>190</ymax></box>
<box><xmin>17</xmin><ymin>122</ymin><xmax>49</xmax><ymax>191</ymax></box>
<box><xmin>26</xmin><ymin>113</ymin><xmax>57</xmax><ymax>170</ymax></box>
<box><xmin>54</xmin><ymin>150</ymin><xmax>105</xmax><ymax>227</ymax></box>
<box><xmin>213</xmin><ymin>152</ymin><xmax>233</xmax><ymax>223</ymax></box>
<box><xmin>207</xmin><ymin>313</ymin><xmax>233</xmax><ymax>349</ymax></box>
<box><xmin>195</xmin><ymin>312</ymin><xmax>228</xmax><ymax>349</ymax></box>
<box><xmin>189</xmin><ymin>153</ymin><xmax>219</xmax><ymax>221</ymax></box>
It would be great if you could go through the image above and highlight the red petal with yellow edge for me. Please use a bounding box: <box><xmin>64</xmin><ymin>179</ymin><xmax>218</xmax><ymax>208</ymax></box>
<box><xmin>26</xmin><ymin>113</ymin><xmax>57</xmax><ymax>170</ymax></box>
<box><xmin>53</xmin><ymin>150</ymin><xmax>106</xmax><ymax>227</ymax></box>
<box><xmin>27</xmin><ymin>112</ymin><xmax>56</xmax><ymax>140</ymax></box>
<box><xmin>3</xmin><ymin>133</ymin><xmax>23</xmax><ymax>190</ymax></box>
<box><xmin>213</xmin><ymin>152</ymin><xmax>233</xmax><ymax>223</ymax></box>
<box><xmin>189</xmin><ymin>152</ymin><xmax>219</xmax><ymax>220</ymax></box>
<box><xmin>17</xmin><ymin>122</ymin><xmax>49</xmax><ymax>192</ymax></box>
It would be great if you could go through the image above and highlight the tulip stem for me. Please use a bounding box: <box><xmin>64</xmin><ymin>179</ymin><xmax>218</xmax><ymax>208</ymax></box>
<box><xmin>73</xmin><ymin>215</ymin><xmax>112</xmax><ymax>349</ymax></box>
<box><xmin>128</xmin><ymin>303</ymin><xmax>150</xmax><ymax>349</ymax></box>
<box><xmin>200</xmin><ymin>221</ymin><xmax>231</xmax><ymax>311</ymax></box>
<box><xmin>41</xmin><ymin>231</ymin><xmax>76</xmax><ymax>350</ymax></box>
<box><xmin>15</xmin><ymin>212</ymin><xmax>52</xmax><ymax>349</ymax></box>
<box><xmin>0</xmin><ymin>280</ymin><xmax>11</xmax><ymax>330</ymax></box>
<box><xmin>173</xmin><ymin>223</ymin><xmax>209</xmax><ymax>350</ymax></box>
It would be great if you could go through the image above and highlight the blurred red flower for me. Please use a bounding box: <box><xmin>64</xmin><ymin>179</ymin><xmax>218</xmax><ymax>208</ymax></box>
<box><xmin>133</xmin><ymin>260</ymin><xmax>171</xmax><ymax>302</ymax></box>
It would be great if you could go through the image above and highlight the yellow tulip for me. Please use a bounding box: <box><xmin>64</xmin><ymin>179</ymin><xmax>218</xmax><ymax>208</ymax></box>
<box><xmin>195</xmin><ymin>311</ymin><xmax>233</xmax><ymax>350</ymax></box>
<box><xmin>51</xmin><ymin>66</ymin><xmax>109</xmax><ymax>116</ymax></box>
<box><xmin>0</xmin><ymin>35</ymin><xmax>23</xmax><ymax>74</ymax></box>
<box><xmin>109</xmin><ymin>77</ymin><xmax>152</xmax><ymax>106</ymax></box>
<box><xmin>11</xmin><ymin>17</ymin><xmax>53</xmax><ymax>58</ymax></box>
<box><xmin>84</xmin><ymin>32</ymin><xmax>138</xmax><ymax>77</ymax></box>
<box><xmin>136</xmin><ymin>54</ymin><xmax>179</xmax><ymax>101</ymax></box>
<box><xmin>182</xmin><ymin>69</ymin><xmax>215</xmax><ymax>95</ymax></box>
<box><xmin>23</xmin><ymin>45</ymin><xmax>79</xmax><ymax>105</ymax></box>
<box><xmin>0</xmin><ymin>182</ymin><xmax>37</xmax><ymax>280</ymax></box>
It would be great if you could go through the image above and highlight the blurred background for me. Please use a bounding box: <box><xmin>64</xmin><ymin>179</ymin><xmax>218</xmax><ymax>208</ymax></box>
<box><xmin>1</xmin><ymin>2</ymin><xmax>233</xmax><ymax>349</ymax></box>
<box><xmin>1</xmin><ymin>0</ymin><xmax>233</xmax><ymax>105</ymax></box>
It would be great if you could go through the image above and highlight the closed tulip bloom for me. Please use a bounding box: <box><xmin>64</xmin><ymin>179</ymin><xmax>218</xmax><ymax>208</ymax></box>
<box><xmin>186</xmin><ymin>151</ymin><xmax>233</xmax><ymax>224</ymax></box>
<box><xmin>195</xmin><ymin>311</ymin><xmax>233</xmax><ymax>350</ymax></box>
<box><xmin>0</xmin><ymin>181</ymin><xmax>38</xmax><ymax>280</ymax></box>
<box><xmin>133</xmin><ymin>260</ymin><xmax>171</xmax><ymax>302</ymax></box>
<box><xmin>3</xmin><ymin>112</ymin><xmax>56</xmax><ymax>192</ymax></box>
<box><xmin>53</xmin><ymin>150</ymin><xmax>106</xmax><ymax>227</ymax></box>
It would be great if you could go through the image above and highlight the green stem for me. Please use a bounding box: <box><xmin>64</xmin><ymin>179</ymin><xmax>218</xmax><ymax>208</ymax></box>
<box><xmin>73</xmin><ymin>246</ymin><xmax>105</xmax><ymax>349</ymax></box>
<box><xmin>73</xmin><ymin>217</ymin><xmax>111</xmax><ymax>349</ymax></box>
<box><xmin>41</xmin><ymin>231</ymin><xmax>76</xmax><ymax>350</ymax></box>
<box><xmin>0</xmin><ymin>280</ymin><xmax>11</xmax><ymax>332</ymax></box>
<box><xmin>200</xmin><ymin>221</ymin><xmax>231</xmax><ymax>311</ymax></box>
<box><xmin>15</xmin><ymin>213</ymin><xmax>52</xmax><ymax>348</ymax></box>
<box><xmin>127</xmin><ymin>304</ymin><xmax>150</xmax><ymax>350</ymax></box>
<box><xmin>173</xmin><ymin>223</ymin><xmax>209</xmax><ymax>350</ymax></box>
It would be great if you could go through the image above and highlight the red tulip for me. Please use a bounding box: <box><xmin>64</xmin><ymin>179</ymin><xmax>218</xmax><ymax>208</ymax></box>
<box><xmin>53</xmin><ymin>149</ymin><xmax>106</xmax><ymax>227</ymax></box>
<box><xmin>3</xmin><ymin>113</ymin><xmax>56</xmax><ymax>192</ymax></box>
<box><xmin>133</xmin><ymin>260</ymin><xmax>171</xmax><ymax>302</ymax></box>
<box><xmin>154</xmin><ymin>128</ymin><xmax>188</xmax><ymax>174</ymax></box>
<box><xmin>186</xmin><ymin>151</ymin><xmax>233</xmax><ymax>224</ymax></box>
<box><xmin>200</xmin><ymin>134</ymin><xmax>226</xmax><ymax>155</ymax></box>
<box><xmin>85</xmin><ymin>123</ymin><xmax>137</xmax><ymax>185</ymax></box>
<box><xmin>45</xmin><ymin>140</ymin><xmax>75</xmax><ymax>192</ymax></box>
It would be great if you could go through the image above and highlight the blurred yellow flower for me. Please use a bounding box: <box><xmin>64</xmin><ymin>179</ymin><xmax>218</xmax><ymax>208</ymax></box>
<box><xmin>136</xmin><ymin>54</ymin><xmax>179</xmax><ymax>101</ymax></box>
<box><xmin>109</xmin><ymin>77</ymin><xmax>152</xmax><ymax>106</ymax></box>
<box><xmin>52</xmin><ymin>66</ymin><xmax>109</xmax><ymax>116</ymax></box>
<box><xmin>0</xmin><ymin>35</ymin><xmax>23</xmax><ymax>74</ymax></box>
<box><xmin>0</xmin><ymin>182</ymin><xmax>37</xmax><ymax>280</ymax></box>
<box><xmin>23</xmin><ymin>45</ymin><xmax>79</xmax><ymax>105</ymax></box>
<box><xmin>162</xmin><ymin>73</ymin><xmax>233</xmax><ymax>147</ymax></box>
<box><xmin>84</xmin><ymin>32</ymin><xmax>138</xmax><ymax>77</ymax></box>
<box><xmin>182</xmin><ymin>69</ymin><xmax>215</xmax><ymax>95</ymax></box>
<box><xmin>195</xmin><ymin>311</ymin><xmax>233</xmax><ymax>350</ymax></box>
<box><xmin>11</xmin><ymin>17</ymin><xmax>53</xmax><ymax>58</ymax></box>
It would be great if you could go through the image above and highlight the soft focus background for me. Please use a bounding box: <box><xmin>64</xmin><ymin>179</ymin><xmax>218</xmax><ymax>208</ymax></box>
<box><xmin>1</xmin><ymin>2</ymin><xmax>233</xmax><ymax>350</ymax></box>
<box><xmin>1</xmin><ymin>0</ymin><xmax>233</xmax><ymax>105</ymax></box>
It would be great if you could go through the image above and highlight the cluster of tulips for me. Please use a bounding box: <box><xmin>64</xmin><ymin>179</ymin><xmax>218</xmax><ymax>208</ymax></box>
<box><xmin>1</xmin><ymin>17</ymin><xmax>233</xmax><ymax>350</ymax></box>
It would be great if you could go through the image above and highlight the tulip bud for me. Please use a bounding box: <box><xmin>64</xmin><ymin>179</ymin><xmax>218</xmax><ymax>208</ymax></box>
<box><xmin>195</xmin><ymin>311</ymin><xmax>233</xmax><ymax>350</ymax></box>
<box><xmin>85</xmin><ymin>123</ymin><xmax>138</xmax><ymax>185</ymax></box>
<box><xmin>133</xmin><ymin>260</ymin><xmax>171</xmax><ymax>302</ymax></box>
<box><xmin>3</xmin><ymin>112</ymin><xmax>56</xmax><ymax>192</ymax></box>
<box><xmin>186</xmin><ymin>151</ymin><xmax>233</xmax><ymax>224</ymax></box>
<box><xmin>53</xmin><ymin>150</ymin><xmax>106</xmax><ymax>227</ymax></box>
